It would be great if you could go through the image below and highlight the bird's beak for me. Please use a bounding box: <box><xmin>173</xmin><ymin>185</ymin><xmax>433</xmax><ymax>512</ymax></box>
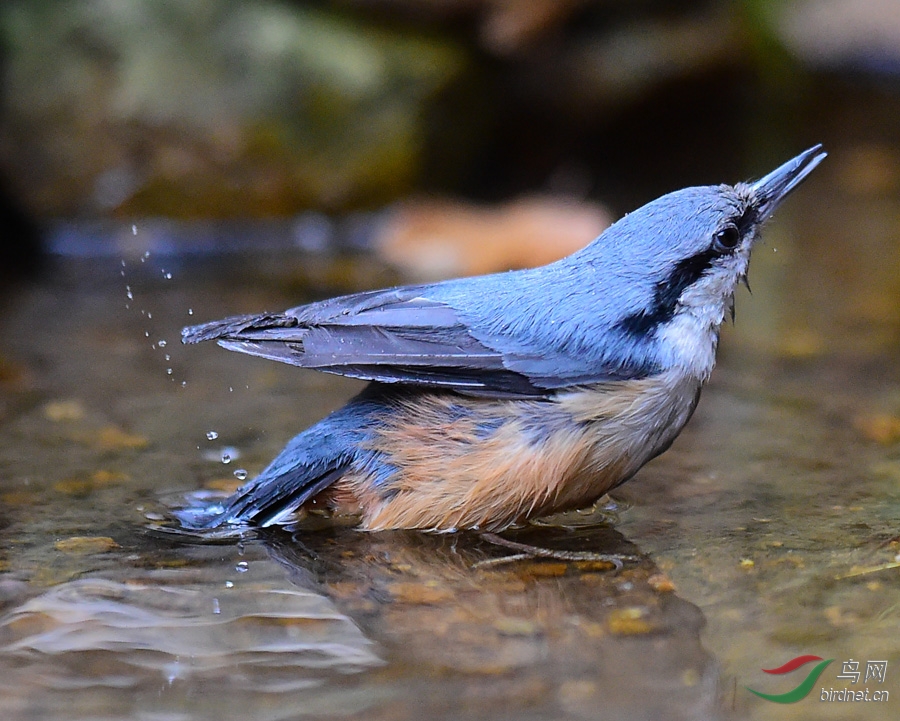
<box><xmin>751</xmin><ymin>144</ymin><xmax>827</xmax><ymax>222</ymax></box>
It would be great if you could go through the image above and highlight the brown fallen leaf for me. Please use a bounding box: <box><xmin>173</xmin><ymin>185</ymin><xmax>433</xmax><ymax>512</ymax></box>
<box><xmin>54</xmin><ymin>536</ymin><xmax>120</xmax><ymax>554</ymax></box>
<box><xmin>375</xmin><ymin>196</ymin><xmax>611</xmax><ymax>280</ymax></box>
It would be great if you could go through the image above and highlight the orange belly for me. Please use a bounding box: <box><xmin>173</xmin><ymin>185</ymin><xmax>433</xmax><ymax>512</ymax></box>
<box><xmin>326</xmin><ymin>371</ymin><xmax>701</xmax><ymax>532</ymax></box>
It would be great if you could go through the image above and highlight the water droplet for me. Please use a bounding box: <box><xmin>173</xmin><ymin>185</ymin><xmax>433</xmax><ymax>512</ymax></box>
<box><xmin>233</xmin><ymin>469</ymin><xmax>248</xmax><ymax>481</ymax></box>
<box><xmin>181</xmin><ymin>381</ymin><xmax>187</xmax><ymax>388</ymax></box>
<box><xmin>126</xmin><ymin>286</ymin><xmax>133</xmax><ymax>300</ymax></box>
<box><xmin>164</xmin><ymin>354</ymin><xmax>170</xmax><ymax>361</ymax></box>
<box><xmin>235</xmin><ymin>561</ymin><xmax>249</xmax><ymax>573</ymax></box>
<box><xmin>188</xmin><ymin>308</ymin><xmax>193</xmax><ymax>315</ymax></box>
<box><xmin>166</xmin><ymin>368</ymin><xmax>173</xmax><ymax>375</ymax></box>
<box><xmin>158</xmin><ymin>339</ymin><xmax>167</xmax><ymax>347</ymax></box>
<box><xmin>165</xmin><ymin>659</ymin><xmax>180</xmax><ymax>685</ymax></box>
<box><xmin>206</xmin><ymin>431</ymin><xmax>219</xmax><ymax>440</ymax></box>
<box><xmin>201</xmin><ymin>445</ymin><xmax>239</xmax><ymax>463</ymax></box>
<box><xmin>212</xmin><ymin>598</ymin><xmax>221</xmax><ymax>615</ymax></box>
<box><xmin>147</xmin><ymin>312</ymin><xmax>152</xmax><ymax>319</ymax></box>
<box><xmin>163</xmin><ymin>271</ymin><xmax>172</xmax><ymax>280</ymax></box>
<box><xmin>228</xmin><ymin>386</ymin><xmax>233</xmax><ymax>392</ymax></box>
<box><xmin>144</xmin><ymin>331</ymin><xmax>150</xmax><ymax>338</ymax></box>
<box><xmin>143</xmin><ymin>251</ymin><xmax>150</xmax><ymax>259</ymax></box>
<box><xmin>225</xmin><ymin>581</ymin><xmax>234</xmax><ymax>588</ymax></box>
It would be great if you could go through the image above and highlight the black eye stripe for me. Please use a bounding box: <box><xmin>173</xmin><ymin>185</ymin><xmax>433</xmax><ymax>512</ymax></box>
<box><xmin>616</xmin><ymin>206</ymin><xmax>757</xmax><ymax>338</ymax></box>
<box><xmin>617</xmin><ymin>249</ymin><xmax>717</xmax><ymax>336</ymax></box>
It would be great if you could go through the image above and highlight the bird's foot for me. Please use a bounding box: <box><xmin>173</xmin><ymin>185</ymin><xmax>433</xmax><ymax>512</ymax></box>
<box><xmin>474</xmin><ymin>531</ymin><xmax>639</xmax><ymax>570</ymax></box>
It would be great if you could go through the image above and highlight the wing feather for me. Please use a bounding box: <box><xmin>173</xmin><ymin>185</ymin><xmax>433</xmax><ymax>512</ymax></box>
<box><xmin>183</xmin><ymin>287</ymin><xmax>547</xmax><ymax>397</ymax></box>
<box><xmin>183</xmin><ymin>281</ymin><xmax>655</xmax><ymax>397</ymax></box>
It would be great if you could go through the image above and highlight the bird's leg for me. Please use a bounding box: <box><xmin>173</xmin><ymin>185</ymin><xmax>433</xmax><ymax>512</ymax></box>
<box><xmin>474</xmin><ymin>531</ymin><xmax>639</xmax><ymax>570</ymax></box>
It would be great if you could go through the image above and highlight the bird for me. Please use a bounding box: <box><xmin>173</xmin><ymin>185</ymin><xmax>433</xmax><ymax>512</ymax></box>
<box><xmin>179</xmin><ymin>145</ymin><xmax>826</xmax><ymax>534</ymax></box>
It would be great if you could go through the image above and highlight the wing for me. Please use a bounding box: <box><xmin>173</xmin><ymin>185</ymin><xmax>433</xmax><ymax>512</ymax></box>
<box><xmin>183</xmin><ymin>285</ymin><xmax>549</xmax><ymax>397</ymax></box>
<box><xmin>183</xmin><ymin>277</ymin><xmax>657</xmax><ymax>398</ymax></box>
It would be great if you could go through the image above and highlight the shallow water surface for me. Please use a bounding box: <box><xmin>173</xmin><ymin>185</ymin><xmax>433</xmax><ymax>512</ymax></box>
<box><xmin>1</xmin><ymin>166</ymin><xmax>899</xmax><ymax>720</ymax></box>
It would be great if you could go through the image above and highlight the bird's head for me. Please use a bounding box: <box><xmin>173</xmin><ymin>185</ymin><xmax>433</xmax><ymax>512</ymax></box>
<box><xmin>569</xmin><ymin>145</ymin><xmax>827</xmax><ymax>379</ymax></box>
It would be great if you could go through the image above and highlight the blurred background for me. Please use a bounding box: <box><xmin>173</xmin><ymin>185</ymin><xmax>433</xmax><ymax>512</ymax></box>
<box><xmin>0</xmin><ymin>0</ymin><xmax>898</xmax><ymax>282</ymax></box>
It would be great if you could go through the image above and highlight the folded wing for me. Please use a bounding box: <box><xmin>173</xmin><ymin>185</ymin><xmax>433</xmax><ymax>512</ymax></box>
<box><xmin>183</xmin><ymin>286</ymin><xmax>551</xmax><ymax>397</ymax></box>
<box><xmin>183</xmin><ymin>281</ymin><xmax>652</xmax><ymax>398</ymax></box>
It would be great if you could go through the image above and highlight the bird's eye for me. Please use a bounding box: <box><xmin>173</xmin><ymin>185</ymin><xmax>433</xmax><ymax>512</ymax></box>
<box><xmin>713</xmin><ymin>226</ymin><xmax>740</xmax><ymax>253</ymax></box>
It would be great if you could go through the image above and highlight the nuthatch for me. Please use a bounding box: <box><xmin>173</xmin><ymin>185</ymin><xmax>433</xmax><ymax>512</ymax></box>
<box><xmin>180</xmin><ymin>146</ymin><xmax>826</xmax><ymax>533</ymax></box>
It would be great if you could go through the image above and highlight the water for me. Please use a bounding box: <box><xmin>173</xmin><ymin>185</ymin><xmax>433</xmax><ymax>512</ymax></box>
<box><xmin>1</xmin><ymin>154</ymin><xmax>899</xmax><ymax>719</ymax></box>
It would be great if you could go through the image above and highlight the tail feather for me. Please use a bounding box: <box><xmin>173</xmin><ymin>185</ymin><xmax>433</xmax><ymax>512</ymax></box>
<box><xmin>216</xmin><ymin>465</ymin><xmax>347</xmax><ymax>528</ymax></box>
<box><xmin>175</xmin><ymin>390</ymin><xmax>387</xmax><ymax>531</ymax></box>
<box><xmin>182</xmin><ymin>312</ymin><xmax>298</xmax><ymax>344</ymax></box>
